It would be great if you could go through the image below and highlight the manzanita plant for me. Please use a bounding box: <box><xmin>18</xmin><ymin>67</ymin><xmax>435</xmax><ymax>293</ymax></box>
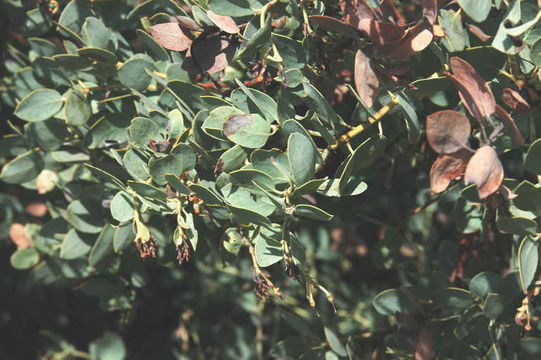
<box><xmin>2</xmin><ymin>0</ymin><xmax>541</xmax><ymax>359</ymax></box>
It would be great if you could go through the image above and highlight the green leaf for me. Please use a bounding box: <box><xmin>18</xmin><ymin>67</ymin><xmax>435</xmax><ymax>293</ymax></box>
<box><xmin>458</xmin><ymin>0</ymin><xmax>491</xmax><ymax>23</ymax></box>
<box><xmin>323</xmin><ymin>327</ymin><xmax>347</xmax><ymax>357</ymax></box>
<box><xmin>294</xmin><ymin>204</ymin><xmax>333</xmax><ymax>221</ymax></box>
<box><xmin>229</xmin><ymin>204</ymin><xmax>272</xmax><ymax>227</ymax></box>
<box><xmin>202</xmin><ymin>106</ymin><xmax>244</xmax><ymax>140</ymax></box>
<box><xmin>82</xmin><ymin>17</ymin><xmax>114</xmax><ymax>50</ymax></box>
<box><xmin>0</xmin><ymin>150</ymin><xmax>43</xmax><ymax>184</ymax></box>
<box><xmin>229</xmin><ymin>169</ymin><xmax>275</xmax><ymax>191</ymax></box>
<box><xmin>89</xmin><ymin>224</ymin><xmax>115</xmax><ymax>267</ymax></box>
<box><xmin>65</xmin><ymin>90</ymin><xmax>92</xmax><ymax>125</ymax></box>
<box><xmin>110</xmin><ymin>191</ymin><xmax>135</xmax><ymax>223</ymax></box>
<box><xmin>254</xmin><ymin>226</ymin><xmax>282</xmax><ymax>267</ymax></box>
<box><xmin>303</xmin><ymin>83</ymin><xmax>338</xmax><ymax>125</ymax></box>
<box><xmin>118</xmin><ymin>57</ymin><xmax>155</xmax><ymax>91</ymax></box>
<box><xmin>89</xmin><ymin>332</ymin><xmax>127</xmax><ymax>360</ymax></box>
<box><xmin>482</xmin><ymin>293</ymin><xmax>504</xmax><ymax>319</ymax></box>
<box><xmin>123</xmin><ymin>149</ymin><xmax>151</xmax><ymax>181</ymax></box>
<box><xmin>339</xmin><ymin>135</ymin><xmax>387</xmax><ymax>193</ymax></box>
<box><xmin>58</xmin><ymin>0</ymin><xmax>92</xmax><ymax>34</ymax></box>
<box><xmin>10</xmin><ymin>248</ymin><xmax>40</xmax><ymax>270</ymax></box>
<box><xmin>66</xmin><ymin>200</ymin><xmax>104</xmax><ymax>234</ymax></box>
<box><xmin>272</xmin><ymin>33</ymin><xmax>306</xmax><ymax>69</ymax></box>
<box><xmin>373</xmin><ymin>288</ymin><xmax>418</xmax><ymax>315</ymax></box>
<box><xmin>60</xmin><ymin>229</ymin><xmax>93</xmax><ymax>260</ymax></box>
<box><xmin>288</xmin><ymin>133</ymin><xmax>316</xmax><ymax>185</ymax></box>
<box><xmin>496</xmin><ymin>216</ymin><xmax>537</xmax><ymax>236</ymax></box>
<box><xmin>217</xmin><ymin>145</ymin><xmax>248</xmax><ymax>173</ymax></box>
<box><xmin>14</xmin><ymin>88</ymin><xmax>64</xmax><ymax>122</ymax></box>
<box><xmin>128</xmin><ymin>117</ymin><xmax>160</xmax><ymax>147</ymax></box>
<box><xmin>128</xmin><ymin>181</ymin><xmax>167</xmax><ymax>200</ymax></box>
<box><xmin>148</xmin><ymin>144</ymin><xmax>196</xmax><ymax>185</ymax></box>
<box><xmin>514</xmin><ymin>181</ymin><xmax>541</xmax><ymax>213</ymax></box>
<box><xmin>318</xmin><ymin>178</ymin><xmax>367</xmax><ymax>197</ymax></box>
<box><xmin>232</xmin><ymin>81</ymin><xmax>279</xmax><ymax>122</ymax></box>
<box><xmin>524</xmin><ymin>138</ymin><xmax>541</xmax><ymax>174</ymax></box>
<box><xmin>470</xmin><ymin>272</ymin><xmax>501</xmax><ymax>298</ymax></box>
<box><xmin>207</xmin><ymin>0</ymin><xmax>264</xmax><ymax>17</ymax></box>
<box><xmin>434</xmin><ymin>287</ymin><xmax>474</xmax><ymax>310</ymax></box>
<box><xmin>223</xmin><ymin>114</ymin><xmax>271</xmax><ymax>148</ymax></box>
<box><xmin>26</xmin><ymin>117</ymin><xmax>69</xmax><ymax>151</ymax></box>
<box><xmin>518</xmin><ymin>236</ymin><xmax>538</xmax><ymax>292</ymax></box>
<box><xmin>113</xmin><ymin>223</ymin><xmax>134</xmax><ymax>253</ymax></box>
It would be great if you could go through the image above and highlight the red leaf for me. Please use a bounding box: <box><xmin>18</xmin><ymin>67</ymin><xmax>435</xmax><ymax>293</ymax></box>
<box><xmin>354</xmin><ymin>49</ymin><xmax>380</xmax><ymax>108</ymax></box>
<box><xmin>420</xmin><ymin>0</ymin><xmax>438</xmax><ymax>25</ymax></box>
<box><xmin>449</xmin><ymin>57</ymin><xmax>496</xmax><ymax>120</ymax></box>
<box><xmin>386</xmin><ymin>20</ymin><xmax>434</xmax><ymax>58</ymax></box>
<box><xmin>415</xmin><ymin>328</ymin><xmax>435</xmax><ymax>360</ymax></box>
<box><xmin>183</xmin><ymin>36</ymin><xmax>236</xmax><ymax>74</ymax></box>
<box><xmin>339</xmin><ymin>0</ymin><xmax>375</xmax><ymax>30</ymax></box>
<box><xmin>207</xmin><ymin>11</ymin><xmax>240</xmax><ymax>34</ymax></box>
<box><xmin>430</xmin><ymin>149</ymin><xmax>470</xmax><ymax>193</ymax></box>
<box><xmin>467</xmin><ymin>24</ymin><xmax>493</xmax><ymax>42</ymax></box>
<box><xmin>464</xmin><ymin>146</ymin><xmax>504</xmax><ymax>199</ymax></box>
<box><xmin>151</xmin><ymin>23</ymin><xmax>192</xmax><ymax>52</ymax></box>
<box><xmin>172</xmin><ymin>16</ymin><xmax>204</xmax><ymax>32</ymax></box>
<box><xmin>502</xmin><ymin>88</ymin><xmax>531</xmax><ymax>114</ymax></box>
<box><xmin>495</xmin><ymin>105</ymin><xmax>525</xmax><ymax>145</ymax></box>
<box><xmin>426</xmin><ymin>110</ymin><xmax>471</xmax><ymax>154</ymax></box>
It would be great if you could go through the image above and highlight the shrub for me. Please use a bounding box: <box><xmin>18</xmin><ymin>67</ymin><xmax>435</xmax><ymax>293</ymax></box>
<box><xmin>1</xmin><ymin>0</ymin><xmax>541</xmax><ymax>358</ymax></box>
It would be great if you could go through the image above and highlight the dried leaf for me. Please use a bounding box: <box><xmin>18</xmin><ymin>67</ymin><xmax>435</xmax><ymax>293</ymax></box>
<box><xmin>426</xmin><ymin>110</ymin><xmax>471</xmax><ymax>154</ymax></box>
<box><xmin>415</xmin><ymin>328</ymin><xmax>435</xmax><ymax>360</ymax></box>
<box><xmin>354</xmin><ymin>49</ymin><xmax>380</xmax><ymax>108</ymax></box>
<box><xmin>467</xmin><ymin>24</ymin><xmax>493</xmax><ymax>42</ymax></box>
<box><xmin>172</xmin><ymin>16</ymin><xmax>204</xmax><ymax>32</ymax></box>
<box><xmin>339</xmin><ymin>0</ymin><xmax>375</xmax><ymax>31</ymax></box>
<box><xmin>386</xmin><ymin>21</ymin><xmax>434</xmax><ymax>58</ymax></box>
<box><xmin>9</xmin><ymin>223</ymin><xmax>31</xmax><ymax>249</ymax></box>
<box><xmin>183</xmin><ymin>36</ymin><xmax>236</xmax><ymax>74</ymax></box>
<box><xmin>421</xmin><ymin>0</ymin><xmax>438</xmax><ymax>25</ymax></box>
<box><xmin>207</xmin><ymin>10</ymin><xmax>240</xmax><ymax>34</ymax></box>
<box><xmin>151</xmin><ymin>22</ymin><xmax>192</xmax><ymax>52</ymax></box>
<box><xmin>502</xmin><ymin>88</ymin><xmax>531</xmax><ymax>114</ymax></box>
<box><xmin>449</xmin><ymin>57</ymin><xmax>496</xmax><ymax>120</ymax></box>
<box><xmin>366</xmin><ymin>20</ymin><xmax>406</xmax><ymax>47</ymax></box>
<box><xmin>464</xmin><ymin>146</ymin><xmax>504</xmax><ymax>199</ymax></box>
<box><xmin>495</xmin><ymin>105</ymin><xmax>525</xmax><ymax>145</ymax></box>
<box><xmin>430</xmin><ymin>149</ymin><xmax>470</xmax><ymax>193</ymax></box>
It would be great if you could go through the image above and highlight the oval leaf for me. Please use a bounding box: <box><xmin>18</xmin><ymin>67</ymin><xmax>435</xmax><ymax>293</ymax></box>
<box><xmin>464</xmin><ymin>146</ymin><xmax>503</xmax><ymax>199</ymax></box>
<box><xmin>426</xmin><ymin>110</ymin><xmax>471</xmax><ymax>154</ymax></box>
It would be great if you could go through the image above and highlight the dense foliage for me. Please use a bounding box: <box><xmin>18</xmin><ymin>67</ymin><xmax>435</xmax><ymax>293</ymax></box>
<box><xmin>2</xmin><ymin>0</ymin><xmax>541</xmax><ymax>358</ymax></box>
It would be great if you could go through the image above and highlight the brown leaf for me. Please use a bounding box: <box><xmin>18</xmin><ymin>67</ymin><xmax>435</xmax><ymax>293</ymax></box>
<box><xmin>467</xmin><ymin>24</ymin><xmax>493</xmax><ymax>42</ymax></box>
<box><xmin>339</xmin><ymin>0</ymin><xmax>375</xmax><ymax>31</ymax></box>
<box><xmin>495</xmin><ymin>105</ymin><xmax>525</xmax><ymax>145</ymax></box>
<box><xmin>430</xmin><ymin>149</ymin><xmax>470</xmax><ymax>193</ymax></box>
<box><xmin>309</xmin><ymin>15</ymin><xmax>360</xmax><ymax>39</ymax></box>
<box><xmin>366</xmin><ymin>20</ymin><xmax>406</xmax><ymax>47</ymax></box>
<box><xmin>415</xmin><ymin>328</ymin><xmax>435</xmax><ymax>360</ymax></box>
<box><xmin>502</xmin><ymin>88</ymin><xmax>531</xmax><ymax>114</ymax></box>
<box><xmin>386</xmin><ymin>21</ymin><xmax>433</xmax><ymax>58</ymax></box>
<box><xmin>449</xmin><ymin>57</ymin><xmax>496</xmax><ymax>120</ymax></box>
<box><xmin>9</xmin><ymin>223</ymin><xmax>31</xmax><ymax>249</ymax></box>
<box><xmin>207</xmin><ymin>11</ymin><xmax>240</xmax><ymax>34</ymax></box>
<box><xmin>182</xmin><ymin>36</ymin><xmax>236</xmax><ymax>74</ymax></box>
<box><xmin>172</xmin><ymin>16</ymin><xmax>204</xmax><ymax>32</ymax></box>
<box><xmin>421</xmin><ymin>0</ymin><xmax>438</xmax><ymax>25</ymax></box>
<box><xmin>223</xmin><ymin>114</ymin><xmax>253</xmax><ymax>138</ymax></box>
<box><xmin>464</xmin><ymin>146</ymin><xmax>504</xmax><ymax>199</ymax></box>
<box><xmin>354</xmin><ymin>49</ymin><xmax>380</xmax><ymax>108</ymax></box>
<box><xmin>151</xmin><ymin>23</ymin><xmax>192</xmax><ymax>52</ymax></box>
<box><xmin>426</xmin><ymin>110</ymin><xmax>471</xmax><ymax>154</ymax></box>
